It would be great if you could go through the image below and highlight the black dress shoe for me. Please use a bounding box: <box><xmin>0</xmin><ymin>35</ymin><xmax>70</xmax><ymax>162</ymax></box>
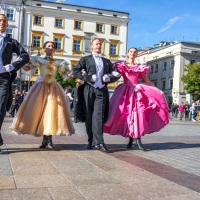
<box><xmin>39</xmin><ymin>135</ymin><xmax>47</xmax><ymax>149</ymax></box>
<box><xmin>0</xmin><ymin>134</ymin><xmax>3</xmax><ymax>146</ymax></box>
<box><xmin>99</xmin><ymin>144</ymin><xmax>110</xmax><ymax>153</ymax></box>
<box><xmin>46</xmin><ymin>136</ymin><xmax>54</xmax><ymax>150</ymax></box>
<box><xmin>93</xmin><ymin>144</ymin><xmax>100</xmax><ymax>150</ymax></box>
<box><xmin>136</xmin><ymin>138</ymin><xmax>145</xmax><ymax>151</ymax></box>
<box><xmin>87</xmin><ymin>142</ymin><xmax>93</xmax><ymax>149</ymax></box>
<box><xmin>127</xmin><ymin>138</ymin><xmax>137</xmax><ymax>149</ymax></box>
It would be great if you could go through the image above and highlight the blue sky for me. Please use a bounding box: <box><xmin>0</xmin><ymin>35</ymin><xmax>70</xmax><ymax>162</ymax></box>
<box><xmin>48</xmin><ymin>0</ymin><xmax>200</xmax><ymax>49</ymax></box>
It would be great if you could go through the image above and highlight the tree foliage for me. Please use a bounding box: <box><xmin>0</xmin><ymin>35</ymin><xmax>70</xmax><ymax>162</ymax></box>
<box><xmin>181</xmin><ymin>62</ymin><xmax>200</xmax><ymax>100</ymax></box>
<box><xmin>55</xmin><ymin>71</ymin><xmax>76</xmax><ymax>89</ymax></box>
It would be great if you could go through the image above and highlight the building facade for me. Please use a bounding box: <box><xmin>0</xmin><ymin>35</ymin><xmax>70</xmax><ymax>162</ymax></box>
<box><xmin>0</xmin><ymin>0</ymin><xmax>129</xmax><ymax>91</ymax></box>
<box><xmin>136</xmin><ymin>42</ymin><xmax>200</xmax><ymax>105</ymax></box>
<box><xmin>0</xmin><ymin>0</ymin><xmax>130</xmax><ymax>90</ymax></box>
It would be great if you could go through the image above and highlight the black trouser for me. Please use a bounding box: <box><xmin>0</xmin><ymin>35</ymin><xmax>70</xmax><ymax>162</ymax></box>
<box><xmin>11</xmin><ymin>104</ymin><xmax>19</xmax><ymax>117</ymax></box>
<box><xmin>0</xmin><ymin>72</ymin><xmax>10</xmax><ymax>130</ymax></box>
<box><xmin>73</xmin><ymin>101</ymin><xmax>78</xmax><ymax>121</ymax></box>
<box><xmin>83</xmin><ymin>85</ymin><xmax>108</xmax><ymax>146</ymax></box>
<box><xmin>185</xmin><ymin>111</ymin><xmax>189</xmax><ymax>120</ymax></box>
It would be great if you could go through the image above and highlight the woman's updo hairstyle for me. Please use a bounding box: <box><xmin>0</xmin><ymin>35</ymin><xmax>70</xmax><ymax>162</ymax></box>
<box><xmin>43</xmin><ymin>41</ymin><xmax>57</xmax><ymax>49</ymax></box>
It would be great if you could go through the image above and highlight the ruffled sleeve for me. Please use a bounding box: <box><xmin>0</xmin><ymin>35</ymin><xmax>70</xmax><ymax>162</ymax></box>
<box><xmin>113</xmin><ymin>61</ymin><xmax>126</xmax><ymax>75</ymax></box>
<box><xmin>55</xmin><ymin>60</ymin><xmax>71</xmax><ymax>80</ymax></box>
<box><xmin>137</xmin><ymin>64</ymin><xmax>150</xmax><ymax>79</ymax></box>
<box><xmin>56</xmin><ymin>60</ymin><xmax>71</xmax><ymax>75</ymax></box>
<box><xmin>24</xmin><ymin>56</ymin><xmax>41</xmax><ymax>74</ymax></box>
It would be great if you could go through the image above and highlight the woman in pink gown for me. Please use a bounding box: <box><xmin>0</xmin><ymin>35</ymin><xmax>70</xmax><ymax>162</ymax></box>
<box><xmin>103</xmin><ymin>47</ymin><xmax>170</xmax><ymax>150</ymax></box>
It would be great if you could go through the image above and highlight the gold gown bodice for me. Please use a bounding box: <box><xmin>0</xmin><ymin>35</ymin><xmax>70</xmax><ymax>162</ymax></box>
<box><xmin>26</xmin><ymin>56</ymin><xmax>70</xmax><ymax>84</ymax></box>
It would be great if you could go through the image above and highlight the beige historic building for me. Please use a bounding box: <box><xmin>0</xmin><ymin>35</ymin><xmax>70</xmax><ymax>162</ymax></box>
<box><xmin>1</xmin><ymin>0</ymin><xmax>130</xmax><ymax>91</ymax></box>
<box><xmin>136</xmin><ymin>42</ymin><xmax>200</xmax><ymax>105</ymax></box>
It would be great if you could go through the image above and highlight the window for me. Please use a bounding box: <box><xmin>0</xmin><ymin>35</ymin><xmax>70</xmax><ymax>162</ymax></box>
<box><xmin>110</xmin><ymin>44</ymin><xmax>116</xmax><ymax>55</ymax></box>
<box><xmin>74</xmin><ymin>20</ymin><xmax>83</xmax><ymax>30</ymax></box>
<box><xmin>170</xmin><ymin>60</ymin><xmax>174</xmax><ymax>69</ymax></box>
<box><xmin>54</xmin><ymin>38</ymin><xmax>62</xmax><ymax>50</ymax></box>
<box><xmin>6</xmin><ymin>9</ymin><xmax>14</xmax><ymax>20</ymax></box>
<box><xmin>96</xmin><ymin>23</ymin><xmax>104</xmax><ymax>33</ymax></box>
<box><xmin>170</xmin><ymin>79</ymin><xmax>173</xmax><ymax>89</ymax></box>
<box><xmin>154</xmin><ymin>82</ymin><xmax>157</xmax><ymax>87</ymax></box>
<box><xmin>33</xmin><ymin>36</ymin><xmax>41</xmax><ymax>47</ymax></box>
<box><xmin>150</xmin><ymin>65</ymin><xmax>153</xmax><ymax>74</ymax></box>
<box><xmin>109</xmin><ymin>39</ymin><xmax>119</xmax><ymax>60</ymax></box>
<box><xmin>72</xmin><ymin>35</ymin><xmax>83</xmax><ymax>56</ymax></box>
<box><xmin>33</xmin><ymin>15</ymin><xmax>43</xmax><ymax>26</ymax></box>
<box><xmin>31</xmin><ymin>31</ymin><xmax>44</xmax><ymax>53</ymax></box>
<box><xmin>74</xmin><ymin>40</ymin><xmax>81</xmax><ymax>51</ymax></box>
<box><xmin>190</xmin><ymin>60</ymin><xmax>196</xmax><ymax>64</ymax></box>
<box><xmin>70</xmin><ymin>60</ymin><xmax>78</xmax><ymax>71</ymax></box>
<box><xmin>143</xmin><ymin>57</ymin><xmax>146</xmax><ymax>63</ymax></box>
<box><xmin>35</xmin><ymin>69</ymin><xmax>39</xmax><ymax>75</ymax></box>
<box><xmin>111</xmin><ymin>25</ymin><xmax>119</xmax><ymax>35</ymax></box>
<box><xmin>155</xmin><ymin>64</ymin><xmax>158</xmax><ymax>72</ymax></box>
<box><xmin>6</xmin><ymin>28</ymin><xmax>12</xmax><ymax>38</ymax></box>
<box><xmin>55</xmin><ymin>18</ymin><xmax>64</xmax><ymax>28</ymax></box>
<box><xmin>53</xmin><ymin>33</ymin><xmax>64</xmax><ymax>54</ymax></box>
<box><xmin>162</xmin><ymin>80</ymin><xmax>165</xmax><ymax>90</ymax></box>
<box><xmin>163</xmin><ymin>61</ymin><xmax>167</xmax><ymax>71</ymax></box>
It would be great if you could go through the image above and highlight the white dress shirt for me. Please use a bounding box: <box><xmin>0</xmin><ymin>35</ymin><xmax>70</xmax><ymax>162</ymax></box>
<box><xmin>92</xmin><ymin>53</ymin><xmax>105</xmax><ymax>89</ymax></box>
<box><xmin>0</xmin><ymin>32</ymin><xmax>15</xmax><ymax>74</ymax></box>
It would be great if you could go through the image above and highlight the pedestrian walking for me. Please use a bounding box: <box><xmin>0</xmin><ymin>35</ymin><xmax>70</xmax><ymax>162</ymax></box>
<box><xmin>178</xmin><ymin>102</ymin><xmax>184</xmax><ymax>120</ymax></box>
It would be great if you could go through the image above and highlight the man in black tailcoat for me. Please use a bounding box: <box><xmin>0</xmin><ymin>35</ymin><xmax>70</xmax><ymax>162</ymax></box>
<box><xmin>73</xmin><ymin>38</ymin><xmax>120</xmax><ymax>152</ymax></box>
<box><xmin>0</xmin><ymin>14</ymin><xmax>29</xmax><ymax>148</ymax></box>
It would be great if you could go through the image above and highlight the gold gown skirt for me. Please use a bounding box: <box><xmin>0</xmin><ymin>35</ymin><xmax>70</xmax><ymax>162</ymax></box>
<box><xmin>11</xmin><ymin>81</ymin><xmax>75</xmax><ymax>136</ymax></box>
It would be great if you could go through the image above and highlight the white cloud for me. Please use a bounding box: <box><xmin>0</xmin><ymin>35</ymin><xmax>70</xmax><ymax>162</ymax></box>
<box><xmin>157</xmin><ymin>17</ymin><xmax>180</xmax><ymax>34</ymax></box>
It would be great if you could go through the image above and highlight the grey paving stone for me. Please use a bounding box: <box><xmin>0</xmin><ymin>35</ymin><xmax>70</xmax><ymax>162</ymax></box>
<box><xmin>14</xmin><ymin>174</ymin><xmax>72</xmax><ymax>189</ymax></box>
<box><xmin>0</xmin><ymin>145</ymin><xmax>13</xmax><ymax>176</ymax></box>
<box><xmin>47</xmin><ymin>186</ymin><xmax>85</xmax><ymax>200</ymax></box>
<box><xmin>0</xmin><ymin>188</ymin><xmax>52</xmax><ymax>200</ymax></box>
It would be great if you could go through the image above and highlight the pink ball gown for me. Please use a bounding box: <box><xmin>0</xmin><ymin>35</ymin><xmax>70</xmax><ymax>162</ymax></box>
<box><xmin>103</xmin><ymin>61</ymin><xmax>170</xmax><ymax>138</ymax></box>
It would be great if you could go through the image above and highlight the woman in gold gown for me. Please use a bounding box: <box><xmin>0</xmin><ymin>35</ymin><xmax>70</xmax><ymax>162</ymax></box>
<box><xmin>11</xmin><ymin>41</ymin><xmax>75</xmax><ymax>149</ymax></box>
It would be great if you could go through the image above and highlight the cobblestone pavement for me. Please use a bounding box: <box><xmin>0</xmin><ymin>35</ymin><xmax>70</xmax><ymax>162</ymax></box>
<box><xmin>0</xmin><ymin>117</ymin><xmax>200</xmax><ymax>200</ymax></box>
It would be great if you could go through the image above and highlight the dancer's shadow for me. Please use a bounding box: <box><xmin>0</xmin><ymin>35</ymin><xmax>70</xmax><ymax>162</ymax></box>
<box><xmin>1</xmin><ymin>142</ymin><xmax>199</xmax><ymax>154</ymax></box>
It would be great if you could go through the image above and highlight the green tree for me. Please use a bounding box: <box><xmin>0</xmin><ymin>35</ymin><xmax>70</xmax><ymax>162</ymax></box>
<box><xmin>55</xmin><ymin>71</ymin><xmax>76</xmax><ymax>89</ymax></box>
<box><xmin>181</xmin><ymin>62</ymin><xmax>200</xmax><ymax>100</ymax></box>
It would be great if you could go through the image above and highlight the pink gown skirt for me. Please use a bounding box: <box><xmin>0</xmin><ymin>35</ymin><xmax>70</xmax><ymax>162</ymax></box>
<box><xmin>103</xmin><ymin>83</ymin><xmax>170</xmax><ymax>138</ymax></box>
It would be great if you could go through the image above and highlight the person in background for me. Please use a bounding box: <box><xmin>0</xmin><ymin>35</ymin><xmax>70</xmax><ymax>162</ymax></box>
<box><xmin>192</xmin><ymin>99</ymin><xmax>197</xmax><ymax>122</ymax></box>
<box><xmin>178</xmin><ymin>102</ymin><xmax>184</xmax><ymax>120</ymax></box>
<box><xmin>170</xmin><ymin>103</ymin><xmax>175</xmax><ymax>118</ymax></box>
<box><xmin>184</xmin><ymin>101</ymin><xmax>190</xmax><ymax>120</ymax></box>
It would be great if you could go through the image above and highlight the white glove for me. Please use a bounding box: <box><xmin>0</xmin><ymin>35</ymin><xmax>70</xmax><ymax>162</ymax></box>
<box><xmin>111</xmin><ymin>71</ymin><xmax>121</xmax><ymax>77</ymax></box>
<box><xmin>81</xmin><ymin>69</ymin><xmax>86</xmax><ymax>76</ymax></box>
<box><xmin>92</xmin><ymin>74</ymin><xmax>98</xmax><ymax>82</ymax></box>
<box><xmin>4</xmin><ymin>64</ymin><xmax>15</xmax><ymax>72</ymax></box>
<box><xmin>16</xmin><ymin>56</ymin><xmax>22</xmax><ymax>61</ymax></box>
<box><xmin>103</xmin><ymin>74</ymin><xmax>110</xmax><ymax>82</ymax></box>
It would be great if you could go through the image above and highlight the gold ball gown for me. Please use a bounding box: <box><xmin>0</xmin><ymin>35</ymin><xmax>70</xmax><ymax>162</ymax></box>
<box><xmin>11</xmin><ymin>56</ymin><xmax>75</xmax><ymax>136</ymax></box>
